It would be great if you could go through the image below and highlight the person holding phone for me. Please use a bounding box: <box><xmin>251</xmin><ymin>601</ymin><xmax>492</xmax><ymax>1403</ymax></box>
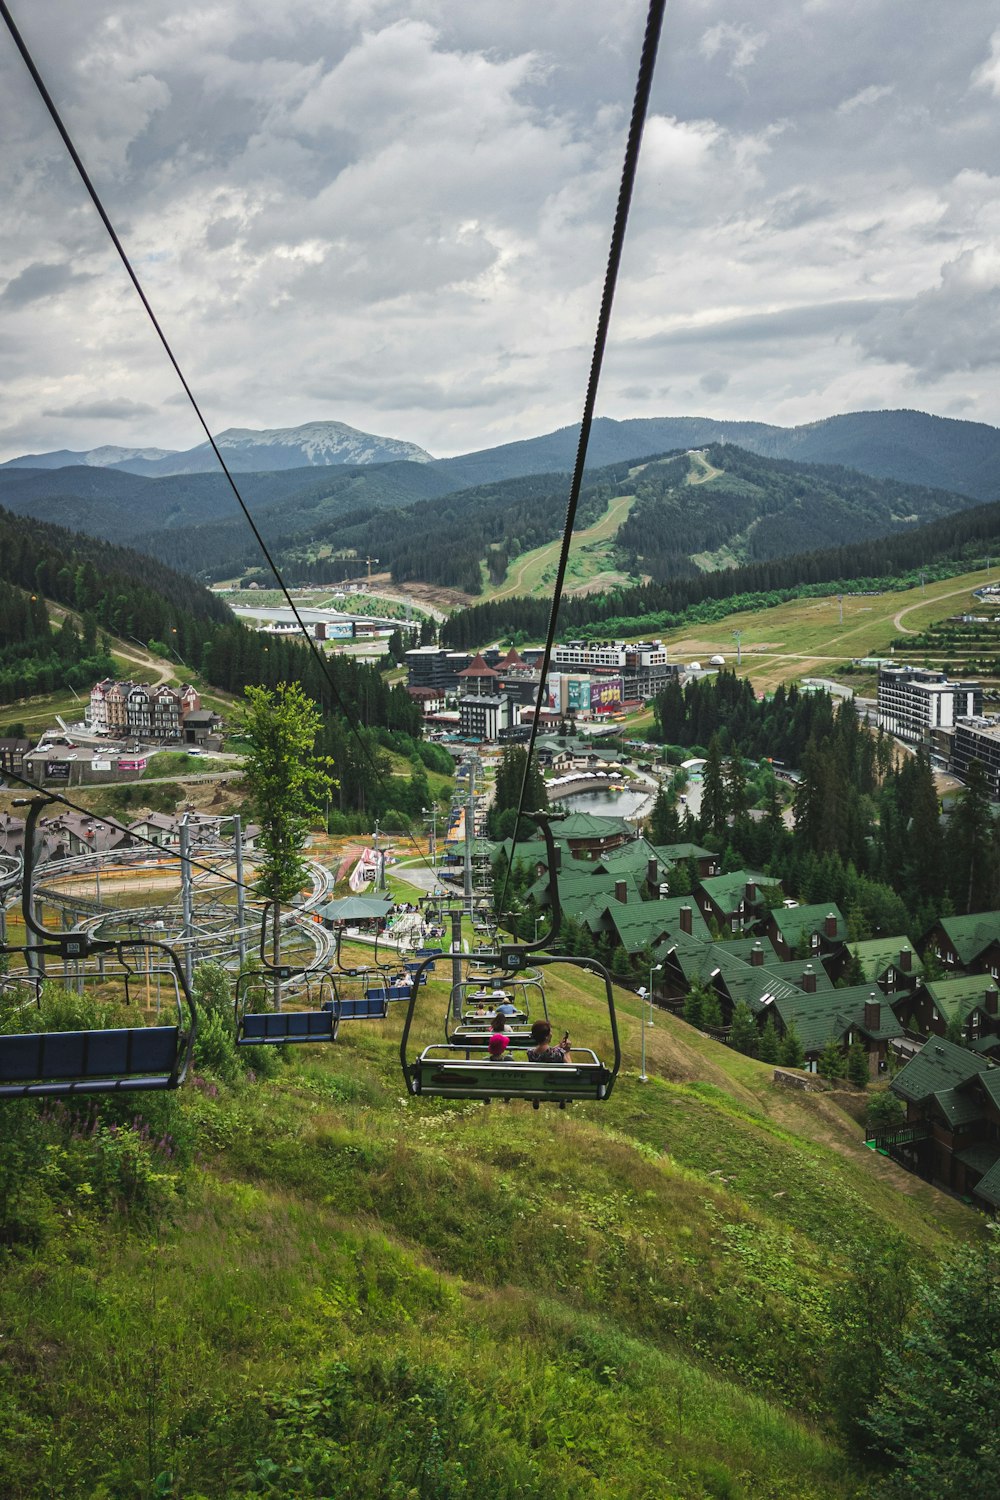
<box><xmin>526</xmin><ymin>1020</ymin><xmax>572</xmax><ymax>1063</ymax></box>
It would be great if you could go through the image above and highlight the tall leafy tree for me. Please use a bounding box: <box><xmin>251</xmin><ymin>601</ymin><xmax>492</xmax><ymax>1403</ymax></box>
<box><xmin>240</xmin><ymin>682</ymin><xmax>334</xmax><ymax>991</ymax></box>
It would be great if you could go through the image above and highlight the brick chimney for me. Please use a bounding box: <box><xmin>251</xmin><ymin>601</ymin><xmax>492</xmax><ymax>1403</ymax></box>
<box><xmin>751</xmin><ymin>941</ymin><xmax>764</xmax><ymax>967</ymax></box>
<box><xmin>864</xmin><ymin>993</ymin><xmax>881</xmax><ymax>1031</ymax></box>
<box><xmin>985</xmin><ymin>988</ymin><xmax>998</xmax><ymax>1016</ymax></box>
<box><xmin>615</xmin><ymin>881</ymin><xmax>628</xmax><ymax>904</ymax></box>
<box><xmin>647</xmin><ymin>857</ymin><xmax>659</xmax><ymax>891</ymax></box>
<box><xmin>680</xmin><ymin>905</ymin><xmax>693</xmax><ymax>935</ymax></box>
<box><xmin>899</xmin><ymin>946</ymin><xmax>912</xmax><ymax>972</ymax></box>
<box><xmin>825</xmin><ymin>912</ymin><xmax>838</xmax><ymax>939</ymax></box>
<box><xmin>745</xmin><ymin>880</ymin><xmax>757</xmax><ymax>904</ymax></box>
<box><xmin>802</xmin><ymin>963</ymin><xmax>817</xmax><ymax>994</ymax></box>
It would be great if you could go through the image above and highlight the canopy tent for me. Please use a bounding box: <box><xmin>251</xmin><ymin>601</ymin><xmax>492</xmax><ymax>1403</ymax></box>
<box><xmin>320</xmin><ymin>895</ymin><xmax>394</xmax><ymax>923</ymax></box>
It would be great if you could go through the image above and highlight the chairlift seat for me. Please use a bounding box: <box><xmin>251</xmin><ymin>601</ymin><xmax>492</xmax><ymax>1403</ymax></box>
<box><xmin>338</xmin><ymin>994</ymin><xmax>389</xmax><ymax>1020</ymax></box>
<box><xmin>407</xmin><ymin>1045</ymin><xmax>611</xmax><ymax>1103</ymax></box>
<box><xmin>237</xmin><ymin>1009</ymin><xmax>335</xmax><ymax>1045</ymax></box>
<box><xmin>0</xmin><ymin>1025</ymin><xmax>181</xmax><ymax>1098</ymax></box>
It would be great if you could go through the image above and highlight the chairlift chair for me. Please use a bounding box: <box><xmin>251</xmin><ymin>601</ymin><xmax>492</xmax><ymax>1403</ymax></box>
<box><xmin>0</xmin><ymin>798</ymin><xmax>196</xmax><ymax>1099</ymax></box>
<box><xmin>399</xmin><ymin>813</ymin><xmax>621</xmax><ymax>1106</ymax></box>
<box><xmin>235</xmin><ymin>911</ymin><xmax>340</xmax><ymax>1045</ymax></box>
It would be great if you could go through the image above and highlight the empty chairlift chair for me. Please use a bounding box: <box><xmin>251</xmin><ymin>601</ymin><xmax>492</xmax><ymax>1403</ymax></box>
<box><xmin>0</xmin><ymin>797</ymin><xmax>196</xmax><ymax>1098</ymax></box>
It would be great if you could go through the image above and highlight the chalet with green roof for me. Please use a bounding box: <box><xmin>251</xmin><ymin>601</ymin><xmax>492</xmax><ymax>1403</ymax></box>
<box><xmin>893</xmin><ymin>975</ymin><xmax>1000</xmax><ymax>1048</ymax></box>
<box><xmin>772</xmin><ymin>986</ymin><xmax>905</xmax><ymax>1075</ymax></box>
<box><xmin>838</xmin><ymin>936</ymin><xmax>922</xmax><ymax>993</ymax></box>
<box><xmin>695</xmin><ymin>871</ymin><xmax>778</xmax><ymax>937</ymax></box>
<box><xmin>887</xmin><ymin>1038</ymin><xmax>1000</xmax><ymax>1210</ymax></box>
<box><xmin>762</xmin><ymin>903</ymin><xmax>848</xmax><ymax>962</ymax></box>
<box><xmin>653</xmin><ymin>842</ymin><xmax>719</xmax><ymax>881</ymax></box>
<box><xmin>549</xmin><ymin>810</ymin><xmax>633</xmax><ymax>860</ymax></box>
<box><xmin>919</xmin><ymin>911</ymin><xmax>1000</xmax><ymax>978</ymax></box>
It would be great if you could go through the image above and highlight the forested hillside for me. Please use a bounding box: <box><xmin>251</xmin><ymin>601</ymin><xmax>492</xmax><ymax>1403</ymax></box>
<box><xmin>0</xmin><ymin>458</ymin><xmax>452</xmax><ymax>552</ymax></box>
<box><xmin>615</xmin><ymin>447</ymin><xmax>973</xmax><ymax>579</ymax></box>
<box><xmin>442</xmin><ymin>491</ymin><xmax>1000</xmax><ymax>648</ymax></box>
<box><xmin>0</xmin><ymin>508</ymin><xmax>426</xmax><ymax>819</ymax></box>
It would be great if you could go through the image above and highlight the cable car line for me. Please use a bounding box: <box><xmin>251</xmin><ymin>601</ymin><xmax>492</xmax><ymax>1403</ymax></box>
<box><xmin>496</xmin><ymin>0</ymin><xmax>666</xmax><ymax>922</ymax></box>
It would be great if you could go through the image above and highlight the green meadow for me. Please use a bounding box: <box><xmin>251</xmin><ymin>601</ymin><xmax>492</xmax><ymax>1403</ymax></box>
<box><xmin>0</xmin><ymin>949</ymin><xmax>979</xmax><ymax>1498</ymax></box>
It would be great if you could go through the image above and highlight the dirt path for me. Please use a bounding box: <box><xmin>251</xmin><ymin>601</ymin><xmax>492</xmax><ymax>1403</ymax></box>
<box><xmin>892</xmin><ymin>581</ymin><xmax>982</xmax><ymax>635</ymax></box>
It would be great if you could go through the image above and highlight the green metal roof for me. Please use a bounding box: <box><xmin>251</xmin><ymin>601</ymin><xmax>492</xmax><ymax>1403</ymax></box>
<box><xmin>974</xmin><ymin>1069</ymin><xmax>1000</xmax><ymax>1110</ymax></box>
<box><xmin>846</xmin><ymin>936</ymin><xmax>923</xmax><ymax>982</ymax></box>
<box><xmin>972</xmin><ymin>1155</ymin><xmax>1000</xmax><ymax>1207</ymax></box>
<box><xmin>698</xmin><ymin>870</ymin><xmax>774</xmax><ymax>910</ymax></box>
<box><xmin>932</xmin><ymin>1086</ymin><xmax>985</xmax><ymax>1129</ymax></box>
<box><xmin>773</xmin><ymin>985</ymin><xmax>904</xmax><ymax>1053</ymax></box>
<box><xmin>922</xmin><ymin>975</ymin><xmax>1000</xmax><ymax>1026</ymax></box>
<box><xmin>937</xmin><ymin>911</ymin><xmax>1000</xmax><ymax>965</ymax></box>
<box><xmin>891</xmin><ymin>1038</ymin><xmax>992</xmax><ymax>1105</ymax></box>
<box><xmin>770</xmin><ymin>903</ymin><xmax>848</xmax><ymax>946</ymax></box>
<box><xmin>553</xmin><ymin>811</ymin><xmax>632</xmax><ymax>839</ymax></box>
<box><xmin>650</xmin><ymin>842</ymin><xmax>715</xmax><ymax>862</ymax></box>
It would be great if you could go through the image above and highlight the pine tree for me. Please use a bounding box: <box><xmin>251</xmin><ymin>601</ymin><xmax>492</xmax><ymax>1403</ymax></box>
<box><xmin>758</xmin><ymin>1015</ymin><xmax>780</xmax><ymax>1064</ymax></box>
<box><xmin>847</xmin><ymin>1037</ymin><xmax>870</xmax><ymax>1088</ymax></box>
<box><xmin>729</xmin><ymin>1001</ymin><xmax>758</xmax><ymax>1056</ymax></box>
<box><xmin>778</xmin><ymin>1022</ymin><xmax>806</xmax><ymax>1069</ymax></box>
<box><xmin>701</xmin><ymin>989</ymin><xmax>724</xmax><ymax>1028</ymax></box>
<box><xmin>702</xmin><ymin>733</ymin><xmax>728</xmax><ymax>837</ymax></box>
<box><xmin>817</xmin><ymin>1036</ymin><xmax>847</xmax><ymax>1081</ymax></box>
<box><xmin>682</xmin><ymin>983</ymin><xmax>705</xmax><ymax>1027</ymax></box>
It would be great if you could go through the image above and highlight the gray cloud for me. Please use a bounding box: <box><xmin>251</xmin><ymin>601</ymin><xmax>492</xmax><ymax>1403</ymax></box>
<box><xmin>1</xmin><ymin>261</ymin><xmax>97</xmax><ymax>307</ymax></box>
<box><xmin>44</xmin><ymin>397</ymin><xmax>158</xmax><ymax>419</ymax></box>
<box><xmin>0</xmin><ymin>2</ymin><xmax>998</xmax><ymax>459</ymax></box>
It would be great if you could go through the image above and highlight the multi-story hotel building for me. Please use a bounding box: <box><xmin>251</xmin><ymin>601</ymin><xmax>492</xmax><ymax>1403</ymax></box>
<box><xmin>876</xmin><ymin>665</ymin><xmax>981</xmax><ymax>746</ymax></box>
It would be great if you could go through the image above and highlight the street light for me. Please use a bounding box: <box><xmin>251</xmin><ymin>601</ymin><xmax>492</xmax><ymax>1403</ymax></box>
<box><xmin>639</xmin><ymin>962</ymin><xmax>663</xmax><ymax>1084</ymax></box>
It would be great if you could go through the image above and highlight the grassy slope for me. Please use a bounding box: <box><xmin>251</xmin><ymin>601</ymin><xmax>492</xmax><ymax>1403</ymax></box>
<box><xmin>639</xmin><ymin>564</ymin><xmax>998</xmax><ymax>691</ymax></box>
<box><xmin>0</xmin><ymin>950</ymin><xmax>979</xmax><ymax>1498</ymax></box>
<box><xmin>481</xmin><ymin>490</ymin><xmax>640</xmax><ymax>603</ymax></box>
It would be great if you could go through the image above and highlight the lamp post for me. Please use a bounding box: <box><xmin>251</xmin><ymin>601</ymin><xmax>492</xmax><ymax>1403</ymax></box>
<box><xmin>422</xmin><ymin>805</ymin><xmax>437</xmax><ymax>867</ymax></box>
<box><xmin>640</xmin><ymin>963</ymin><xmax>662</xmax><ymax>1084</ymax></box>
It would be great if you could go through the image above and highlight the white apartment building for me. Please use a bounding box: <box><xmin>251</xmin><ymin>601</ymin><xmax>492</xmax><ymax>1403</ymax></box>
<box><xmin>877</xmin><ymin>666</ymin><xmax>981</xmax><ymax>745</ymax></box>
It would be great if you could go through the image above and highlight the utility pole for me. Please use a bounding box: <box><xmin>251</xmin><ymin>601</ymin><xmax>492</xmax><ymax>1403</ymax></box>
<box><xmin>464</xmin><ymin>762</ymin><xmax>475</xmax><ymax>913</ymax></box>
<box><xmin>450</xmin><ymin>905</ymin><xmax>464</xmax><ymax>1019</ymax></box>
<box><xmin>838</xmin><ymin>595</ymin><xmax>843</xmax><ymax>625</ymax></box>
<box><xmin>233</xmin><ymin>815</ymin><xmax>246</xmax><ymax>969</ymax></box>
<box><xmin>732</xmin><ymin>629</ymin><xmax>742</xmax><ymax>667</ymax></box>
<box><xmin>179</xmin><ymin>814</ymin><xmax>194</xmax><ymax>989</ymax></box>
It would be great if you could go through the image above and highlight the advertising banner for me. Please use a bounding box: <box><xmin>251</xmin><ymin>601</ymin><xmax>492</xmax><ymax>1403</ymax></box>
<box><xmin>326</xmin><ymin>620</ymin><xmax>354</xmax><ymax>639</ymax></box>
<box><xmin>91</xmin><ymin>759</ymin><xmax>112</xmax><ymax>772</ymax></box>
<box><xmin>566</xmin><ymin>677</ymin><xmax>591</xmax><ymax>712</ymax></box>
<box><xmin>45</xmin><ymin>761</ymin><xmax>71</xmax><ymax>781</ymax></box>
<box><xmin>591</xmin><ymin>676</ymin><xmax>623</xmax><ymax>712</ymax></box>
<box><xmin>117</xmin><ymin>757</ymin><xmax>148</xmax><ymax>772</ymax></box>
<box><xmin>543</xmin><ymin>679</ymin><xmax>561</xmax><ymax>713</ymax></box>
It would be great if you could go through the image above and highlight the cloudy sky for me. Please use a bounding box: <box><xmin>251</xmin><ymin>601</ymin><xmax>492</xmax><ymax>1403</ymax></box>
<box><xmin>1</xmin><ymin>1</ymin><xmax>999</xmax><ymax>461</ymax></box>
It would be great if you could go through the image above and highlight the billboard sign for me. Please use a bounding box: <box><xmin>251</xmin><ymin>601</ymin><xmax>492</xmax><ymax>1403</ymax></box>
<box><xmin>325</xmin><ymin>620</ymin><xmax>354</xmax><ymax>639</ymax></box>
<box><xmin>591</xmin><ymin>676</ymin><xmax>623</xmax><ymax>712</ymax></box>
<box><xmin>566</xmin><ymin>677</ymin><xmax>591</xmax><ymax>713</ymax></box>
<box><xmin>45</xmin><ymin>761</ymin><xmax>71</xmax><ymax>781</ymax></box>
<box><xmin>92</xmin><ymin>759</ymin><xmax>112</xmax><ymax>772</ymax></box>
<box><xmin>543</xmin><ymin>679</ymin><xmax>561</xmax><ymax>713</ymax></box>
<box><xmin>117</xmin><ymin>757</ymin><xmax>148</xmax><ymax>772</ymax></box>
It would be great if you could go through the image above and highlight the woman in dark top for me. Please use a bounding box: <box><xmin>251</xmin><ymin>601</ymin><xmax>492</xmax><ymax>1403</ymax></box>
<box><xmin>526</xmin><ymin>1020</ymin><xmax>571</xmax><ymax>1063</ymax></box>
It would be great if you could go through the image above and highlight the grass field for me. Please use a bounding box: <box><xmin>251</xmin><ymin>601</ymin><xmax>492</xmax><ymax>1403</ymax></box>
<box><xmin>656</xmin><ymin>565</ymin><xmax>998</xmax><ymax>690</ymax></box>
<box><xmin>0</xmin><ymin>943</ymin><xmax>983</xmax><ymax>1498</ymax></box>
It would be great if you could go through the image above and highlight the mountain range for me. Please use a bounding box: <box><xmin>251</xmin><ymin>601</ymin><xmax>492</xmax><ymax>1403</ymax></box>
<box><xmin>5</xmin><ymin>408</ymin><xmax>1000</xmax><ymax>499</ymax></box>
<box><xmin>2</xmin><ymin>407</ymin><xmax>998</xmax><ymax>595</ymax></box>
